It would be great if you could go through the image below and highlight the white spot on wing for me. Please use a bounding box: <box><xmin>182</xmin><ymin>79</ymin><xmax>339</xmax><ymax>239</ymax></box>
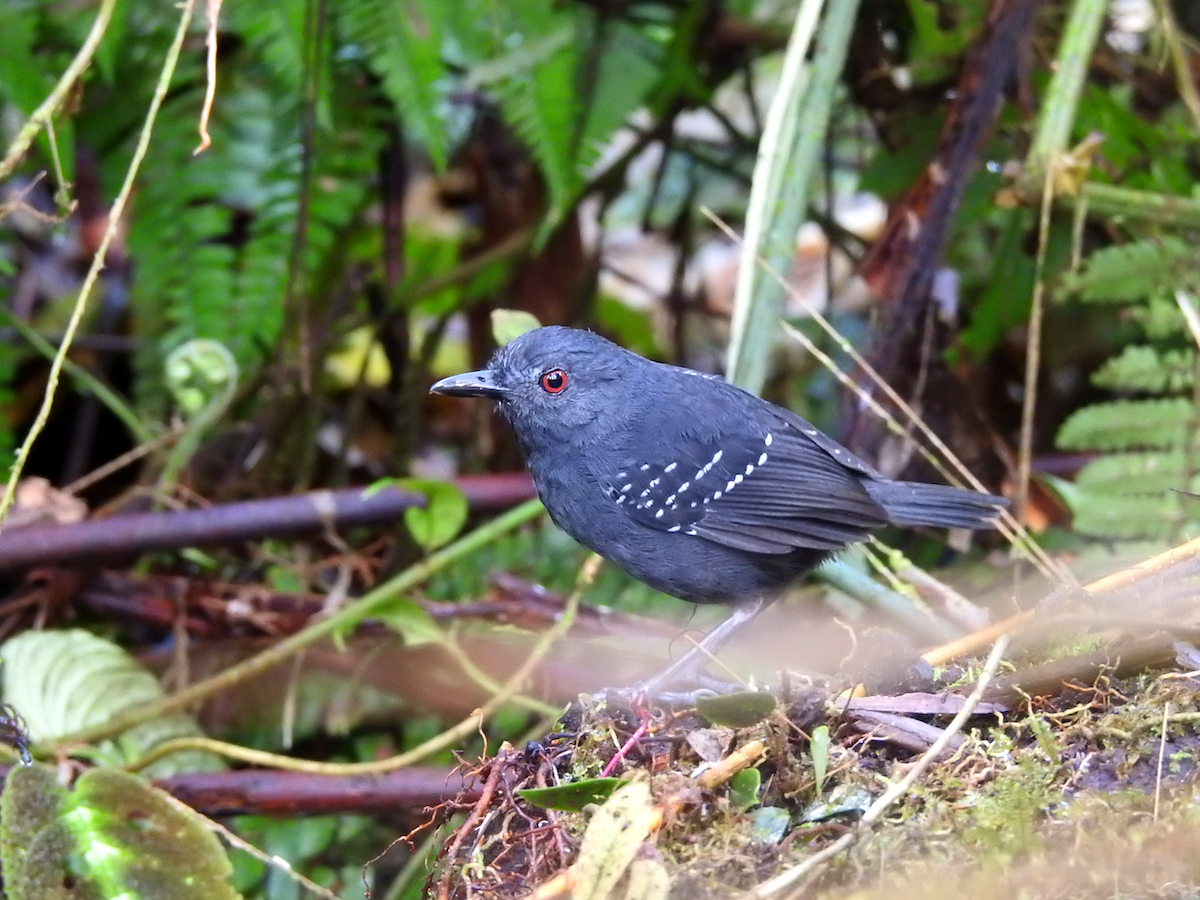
<box><xmin>655</xmin><ymin>508</ymin><xmax>664</xmax><ymax>519</ymax></box>
<box><xmin>758</xmin><ymin>453</ymin><xmax>768</xmax><ymax>466</ymax></box>
<box><xmin>664</xmin><ymin>462</ymin><xmax>677</xmax><ymax>473</ymax></box>
<box><xmin>678</xmin><ymin>481</ymin><xmax>690</xmax><ymax>492</ymax></box>
<box><xmin>668</xmin><ymin>524</ymin><xmax>681</xmax><ymax>532</ymax></box>
<box><xmin>765</xmin><ymin>433</ymin><xmax>773</xmax><ymax>446</ymax></box>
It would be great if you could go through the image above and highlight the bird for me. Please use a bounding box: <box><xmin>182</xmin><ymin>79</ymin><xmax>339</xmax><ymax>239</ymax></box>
<box><xmin>431</xmin><ymin>326</ymin><xmax>1007</xmax><ymax>694</ymax></box>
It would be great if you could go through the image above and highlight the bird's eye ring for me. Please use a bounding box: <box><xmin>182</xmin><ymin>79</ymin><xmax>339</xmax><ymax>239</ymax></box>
<box><xmin>540</xmin><ymin>369</ymin><xmax>568</xmax><ymax>394</ymax></box>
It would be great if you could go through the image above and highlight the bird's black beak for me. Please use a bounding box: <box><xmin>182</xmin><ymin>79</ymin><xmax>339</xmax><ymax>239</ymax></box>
<box><xmin>429</xmin><ymin>369</ymin><xmax>507</xmax><ymax>399</ymax></box>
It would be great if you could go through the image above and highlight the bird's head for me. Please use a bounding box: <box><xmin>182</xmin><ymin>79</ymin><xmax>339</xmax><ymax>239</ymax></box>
<box><xmin>430</xmin><ymin>326</ymin><xmax>640</xmax><ymax>448</ymax></box>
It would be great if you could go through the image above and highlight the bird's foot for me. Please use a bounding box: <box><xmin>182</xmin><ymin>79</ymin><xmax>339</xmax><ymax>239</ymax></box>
<box><xmin>594</xmin><ymin>672</ymin><xmax>745</xmax><ymax>707</ymax></box>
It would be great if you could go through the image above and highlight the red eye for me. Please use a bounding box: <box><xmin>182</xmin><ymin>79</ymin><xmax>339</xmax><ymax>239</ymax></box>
<box><xmin>540</xmin><ymin>369</ymin><xmax>567</xmax><ymax>394</ymax></box>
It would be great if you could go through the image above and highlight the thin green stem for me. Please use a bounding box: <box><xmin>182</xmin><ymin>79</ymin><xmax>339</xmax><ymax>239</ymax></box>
<box><xmin>0</xmin><ymin>311</ymin><xmax>154</xmax><ymax>444</ymax></box>
<box><xmin>1026</xmin><ymin>0</ymin><xmax>1107</xmax><ymax>167</ymax></box>
<box><xmin>0</xmin><ymin>0</ymin><xmax>200</xmax><ymax>528</ymax></box>
<box><xmin>0</xmin><ymin>0</ymin><xmax>119</xmax><ymax>181</ymax></box>
<box><xmin>46</xmin><ymin>498</ymin><xmax>547</xmax><ymax>753</ymax></box>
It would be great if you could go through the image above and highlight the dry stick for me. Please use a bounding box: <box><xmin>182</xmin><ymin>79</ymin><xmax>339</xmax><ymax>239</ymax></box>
<box><xmin>1153</xmin><ymin>701</ymin><xmax>1170</xmax><ymax>823</ymax></box>
<box><xmin>63</xmin><ymin>428</ymin><xmax>184</xmax><ymax>496</ymax></box>
<box><xmin>123</xmin><ymin>549</ymin><xmax>588</xmax><ymax>776</ymax></box>
<box><xmin>0</xmin><ymin>0</ymin><xmax>119</xmax><ymax>181</ymax></box>
<box><xmin>0</xmin><ymin>0</ymin><xmax>200</xmax><ymax>528</ymax></box>
<box><xmin>194</xmin><ymin>0</ymin><xmax>223</xmax><ymax>153</ymax></box>
<box><xmin>744</xmin><ymin>634</ymin><xmax>1010</xmax><ymax>900</ymax></box>
<box><xmin>702</xmin><ymin>210</ymin><xmax>1070</xmax><ymax>587</ymax></box>
<box><xmin>923</xmin><ymin>530</ymin><xmax>1200</xmax><ymax>666</ymax></box>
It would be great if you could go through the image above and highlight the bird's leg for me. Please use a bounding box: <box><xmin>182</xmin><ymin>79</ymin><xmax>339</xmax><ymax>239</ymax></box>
<box><xmin>632</xmin><ymin>597</ymin><xmax>766</xmax><ymax>700</ymax></box>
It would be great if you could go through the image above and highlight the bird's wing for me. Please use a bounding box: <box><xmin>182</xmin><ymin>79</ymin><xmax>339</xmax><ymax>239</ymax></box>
<box><xmin>595</xmin><ymin>416</ymin><xmax>888</xmax><ymax>555</ymax></box>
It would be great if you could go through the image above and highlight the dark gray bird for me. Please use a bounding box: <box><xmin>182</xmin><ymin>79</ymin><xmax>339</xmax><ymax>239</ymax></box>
<box><xmin>431</xmin><ymin>326</ymin><xmax>1007</xmax><ymax>691</ymax></box>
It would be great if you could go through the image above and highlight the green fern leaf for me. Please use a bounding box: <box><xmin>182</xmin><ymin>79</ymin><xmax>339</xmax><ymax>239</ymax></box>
<box><xmin>478</xmin><ymin>22</ymin><xmax>580</xmax><ymax>224</ymax></box>
<box><xmin>574</xmin><ymin>22</ymin><xmax>664</xmax><ymax>174</ymax></box>
<box><xmin>1068</xmin><ymin>488</ymin><xmax>1180</xmax><ymax>540</ymax></box>
<box><xmin>1091</xmin><ymin>345</ymin><xmax>1195</xmax><ymax>393</ymax></box>
<box><xmin>339</xmin><ymin>0</ymin><xmax>449</xmax><ymax>168</ymax></box>
<box><xmin>1063</xmin><ymin>236</ymin><xmax>1198</xmax><ymax>303</ymax></box>
<box><xmin>1056</xmin><ymin>398</ymin><xmax>1194</xmax><ymax>451</ymax></box>
<box><xmin>228</xmin><ymin>2</ymin><xmax>307</xmax><ymax>99</ymax></box>
<box><xmin>1133</xmin><ymin>294</ymin><xmax>1189</xmax><ymax>339</ymax></box>
<box><xmin>1075</xmin><ymin>450</ymin><xmax>1188</xmax><ymax>495</ymax></box>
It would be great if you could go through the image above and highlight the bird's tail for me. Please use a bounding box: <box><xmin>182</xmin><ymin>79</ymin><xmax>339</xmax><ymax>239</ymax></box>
<box><xmin>863</xmin><ymin>480</ymin><xmax>1008</xmax><ymax>530</ymax></box>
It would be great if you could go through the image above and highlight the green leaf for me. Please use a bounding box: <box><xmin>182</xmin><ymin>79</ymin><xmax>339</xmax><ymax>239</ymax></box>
<box><xmin>695</xmin><ymin>691</ymin><xmax>777</xmax><ymax>728</ymax></box>
<box><xmin>1056</xmin><ymin>398</ymin><xmax>1194</xmax><ymax>452</ymax></box>
<box><xmin>405</xmin><ymin>480</ymin><xmax>469</xmax><ymax>551</ymax></box>
<box><xmin>339</xmin><ymin>0</ymin><xmax>449</xmax><ymax>168</ymax></box>
<box><xmin>1076</xmin><ymin>451</ymin><xmax>1188</xmax><ymax>496</ymax></box>
<box><xmin>1063</xmin><ymin>236</ymin><xmax>1199</xmax><ymax>303</ymax></box>
<box><xmin>0</xmin><ymin>631</ymin><xmax>222</xmax><ymax>777</ymax></box>
<box><xmin>1091</xmin><ymin>345</ymin><xmax>1195</xmax><ymax>393</ymax></box>
<box><xmin>517</xmin><ymin>777</ymin><xmax>628</xmax><ymax>812</ymax></box>
<box><xmin>1066</xmin><ymin>487</ymin><xmax>1181</xmax><ymax>541</ymax></box>
<box><xmin>573</xmin><ymin>21</ymin><xmax>663</xmax><ymax>173</ymax></box>
<box><xmin>491</xmin><ymin>309</ymin><xmax>543</xmax><ymax>346</ymax></box>
<box><xmin>572</xmin><ymin>780</ymin><xmax>658</xmax><ymax>900</ymax></box>
<box><xmin>477</xmin><ymin>19</ymin><xmax>581</xmax><ymax>228</ymax></box>
<box><xmin>1</xmin><ymin>765</ymin><xmax>242</xmax><ymax>900</ymax></box>
<box><xmin>375</xmin><ymin>478</ymin><xmax>469</xmax><ymax>551</ymax></box>
<box><xmin>728</xmin><ymin>767</ymin><xmax>761</xmax><ymax>813</ymax></box>
<box><xmin>372</xmin><ymin>597</ymin><xmax>442</xmax><ymax>646</ymax></box>
<box><xmin>748</xmin><ymin>806</ymin><xmax>791</xmax><ymax>844</ymax></box>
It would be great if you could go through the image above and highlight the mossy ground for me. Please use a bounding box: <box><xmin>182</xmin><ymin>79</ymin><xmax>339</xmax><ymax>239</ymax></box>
<box><xmin>431</xmin><ymin>661</ymin><xmax>1200</xmax><ymax>899</ymax></box>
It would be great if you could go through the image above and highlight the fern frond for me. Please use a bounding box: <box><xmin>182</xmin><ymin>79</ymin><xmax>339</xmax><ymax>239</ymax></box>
<box><xmin>1056</xmin><ymin>398</ymin><xmax>1194</xmax><ymax>451</ymax></box>
<box><xmin>478</xmin><ymin>23</ymin><xmax>581</xmax><ymax>224</ymax></box>
<box><xmin>1069</xmin><ymin>488</ymin><xmax>1181</xmax><ymax>540</ymax></box>
<box><xmin>1063</xmin><ymin>236</ymin><xmax>1199</xmax><ymax>303</ymax></box>
<box><xmin>338</xmin><ymin>0</ymin><xmax>449</xmax><ymax>168</ymax></box>
<box><xmin>228</xmin><ymin>1</ymin><xmax>310</xmax><ymax>105</ymax></box>
<box><xmin>1091</xmin><ymin>344</ymin><xmax>1195</xmax><ymax>393</ymax></box>
<box><xmin>1075</xmin><ymin>450</ymin><xmax>1188</xmax><ymax>495</ymax></box>
<box><xmin>1133</xmin><ymin>294</ymin><xmax>1189</xmax><ymax>339</ymax></box>
<box><xmin>574</xmin><ymin>21</ymin><xmax>663</xmax><ymax>175</ymax></box>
